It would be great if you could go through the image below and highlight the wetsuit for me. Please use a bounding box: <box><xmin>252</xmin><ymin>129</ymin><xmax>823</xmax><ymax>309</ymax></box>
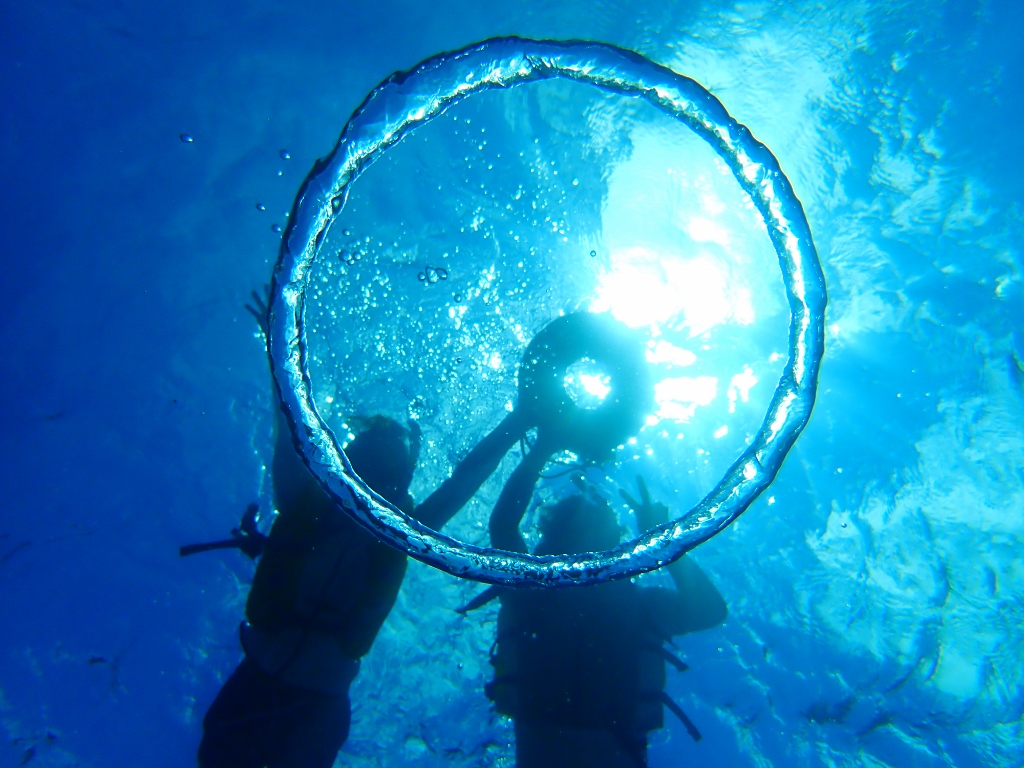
<box><xmin>486</xmin><ymin>451</ymin><xmax>727</xmax><ymax>768</ymax></box>
<box><xmin>198</xmin><ymin>408</ymin><xmax>525</xmax><ymax>768</ymax></box>
<box><xmin>198</xmin><ymin>415</ymin><xmax>414</xmax><ymax>768</ymax></box>
<box><xmin>490</xmin><ymin>579</ymin><xmax>684</xmax><ymax>768</ymax></box>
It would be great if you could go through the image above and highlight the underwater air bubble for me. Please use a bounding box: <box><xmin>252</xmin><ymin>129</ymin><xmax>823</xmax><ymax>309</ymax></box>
<box><xmin>255</xmin><ymin>202</ymin><xmax>266</xmax><ymax>211</ymax></box>
<box><xmin>417</xmin><ymin>265</ymin><xmax>449</xmax><ymax>284</ymax></box>
<box><xmin>179</xmin><ymin>133</ymin><xmax>193</xmax><ymax>143</ymax></box>
<box><xmin>269</xmin><ymin>37</ymin><xmax>827</xmax><ymax>587</ymax></box>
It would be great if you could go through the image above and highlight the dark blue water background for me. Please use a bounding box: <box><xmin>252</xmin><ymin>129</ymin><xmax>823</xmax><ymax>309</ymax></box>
<box><xmin>1</xmin><ymin>1</ymin><xmax>1022</xmax><ymax>766</ymax></box>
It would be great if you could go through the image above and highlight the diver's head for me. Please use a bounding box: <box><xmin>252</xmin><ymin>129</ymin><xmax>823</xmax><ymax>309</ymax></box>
<box><xmin>534</xmin><ymin>494</ymin><xmax>623</xmax><ymax>555</ymax></box>
<box><xmin>345</xmin><ymin>415</ymin><xmax>420</xmax><ymax>510</ymax></box>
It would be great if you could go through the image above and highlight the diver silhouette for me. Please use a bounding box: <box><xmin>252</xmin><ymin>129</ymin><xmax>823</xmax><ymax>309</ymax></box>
<box><xmin>188</xmin><ymin>290</ymin><xmax>524</xmax><ymax>768</ymax></box>
<box><xmin>480</xmin><ymin>477</ymin><xmax>727</xmax><ymax>768</ymax></box>
<box><xmin>459</xmin><ymin>309</ymin><xmax>726</xmax><ymax>768</ymax></box>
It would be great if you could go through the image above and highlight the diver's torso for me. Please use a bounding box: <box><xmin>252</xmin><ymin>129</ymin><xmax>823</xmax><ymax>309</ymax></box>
<box><xmin>491</xmin><ymin>580</ymin><xmax>667</xmax><ymax>734</ymax></box>
<box><xmin>246</xmin><ymin>460</ymin><xmax>409</xmax><ymax>661</ymax></box>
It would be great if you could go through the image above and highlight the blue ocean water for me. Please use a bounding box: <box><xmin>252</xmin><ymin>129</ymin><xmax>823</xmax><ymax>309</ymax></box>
<box><xmin>0</xmin><ymin>1</ymin><xmax>1022</xmax><ymax>767</ymax></box>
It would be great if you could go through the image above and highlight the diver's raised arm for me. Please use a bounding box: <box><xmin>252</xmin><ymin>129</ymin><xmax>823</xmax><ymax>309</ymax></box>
<box><xmin>488</xmin><ymin>437</ymin><xmax>552</xmax><ymax>554</ymax></box>
<box><xmin>415</xmin><ymin>409</ymin><xmax>530</xmax><ymax>532</ymax></box>
<box><xmin>621</xmin><ymin>476</ymin><xmax>727</xmax><ymax>634</ymax></box>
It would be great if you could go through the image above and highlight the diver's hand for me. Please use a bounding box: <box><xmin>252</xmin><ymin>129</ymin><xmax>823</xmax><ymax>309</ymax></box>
<box><xmin>231</xmin><ymin>503</ymin><xmax>268</xmax><ymax>560</ymax></box>
<box><xmin>244</xmin><ymin>285</ymin><xmax>270</xmax><ymax>339</ymax></box>
<box><xmin>619</xmin><ymin>475</ymin><xmax>670</xmax><ymax>532</ymax></box>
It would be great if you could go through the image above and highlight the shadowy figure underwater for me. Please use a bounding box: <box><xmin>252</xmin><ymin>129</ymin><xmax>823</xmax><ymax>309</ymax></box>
<box><xmin>467</xmin><ymin>473</ymin><xmax>727</xmax><ymax>768</ymax></box>
<box><xmin>184</xmin><ymin>291</ymin><xmax>520</xmax><ymax>768</ymax></box>
<box><xmin>194</xmin><ymin>410</ymin><xmax>418</xmax><ymax>768</ymax></box>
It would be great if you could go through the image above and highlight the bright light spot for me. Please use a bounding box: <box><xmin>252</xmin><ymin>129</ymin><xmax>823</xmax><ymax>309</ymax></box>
<box><xmin>769</xmin><ymin>351</ymin><xmax>781</xmax><ymax>362</ymax></box>
<box><xmin>596</xmin><ymin>122</ymin><xmax>785</xmax><ymax>338</ymax></box>
<box><xmin>700</xmin><ymin>193</ymin><xmax>726</xmax><ymax>215</ymax></box>
<box><xmin>714</xmin><ymin>425</ymin><xmax>729</xmax><ymax>439</ymax></box>
<box><xmin>654</xmin><ymin>376</ymin><xmax>718</xmax><ymax>421</ymax></box>
<box><xmin>687</xmin><ymin>217</ymin><xmax>730</xmax><ymax>245</ymax></box>
<box><xmin>645</xmin><ymin>340</ymin><xmax>697</xmax><ymax>367</ymax></box>
<box><xmin>768</xmin><ymin>496</ymin><xmax>776</xmax><ymax>505</ymax></box>
<box><xmin>727</xmin><ymin>366</ymin><xmax>758</xmax><ymax>413</ymax></box>
<box><xmin>564</xmin><ymin>358</ymin><xmax>611</xmax><ymax>409</ymax></box>
<box><xmin>645</xmin><ymin>414</ymin><xmax>660</xmax><ymax>426</ymax></box>
<box><xmin>579</xmin><ymin>373</ymin><xmax>611</xmax><ymax>399</ymax></box>
<box><xmin>488</xmin><ymin>353</ymin><xmax>502</xmax><ymax>370</ymax></box>
<box><xmin>591</xmin><ymin>247</ymin><xmax>754</xmax><ymax>336</ymax></box>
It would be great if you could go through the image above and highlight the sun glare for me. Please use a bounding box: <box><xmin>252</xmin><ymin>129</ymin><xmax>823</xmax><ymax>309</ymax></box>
<box><xmin>590</xmin><ymin>248</ymin><xmax>754</xmax><ymax>336</ymax></box>
<box><xmin>585</xmin><ymin>121</ymin><xmax>778</xmax><ymax>430</ymax></box>
<box><xmin>653</xmin><ymin>376</ymin><xmax>719</xmax><ymax>421</ymax></box>
<box><xmin>564</xmin><ymin>358</ymin><xmax>613</xmax><ymax>409</ymax></box>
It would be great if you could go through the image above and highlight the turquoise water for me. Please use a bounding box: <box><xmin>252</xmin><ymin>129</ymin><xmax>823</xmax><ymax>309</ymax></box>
<box><xmin>1</xmin><ymin>1</ymin><xmax>1022</xmax><ymax>766</ymax></box>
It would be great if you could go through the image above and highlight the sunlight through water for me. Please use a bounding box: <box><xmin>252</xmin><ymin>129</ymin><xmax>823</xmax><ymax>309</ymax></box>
<box><xmin>270</xmin><ymin>37</ymin><xmax>826</xmax><ymax>586</ymax></box>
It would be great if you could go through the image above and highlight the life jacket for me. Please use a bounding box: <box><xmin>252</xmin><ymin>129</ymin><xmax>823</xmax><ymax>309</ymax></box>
<box><xmin>484</xmin><ymin>580</ymin><xmax>670</xmax><ymax>735</ymax></box>
<box><xmin>243</xmin><ymin>455</ymin><xmax>414</xmax><ymax>691</ymax></box>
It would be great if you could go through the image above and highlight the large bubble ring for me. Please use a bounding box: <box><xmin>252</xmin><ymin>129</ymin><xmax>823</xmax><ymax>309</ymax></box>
<box><xmin>269</xmin><ymin>37</ymin><xmax>827</xmax><ymax>587</ymax></box>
